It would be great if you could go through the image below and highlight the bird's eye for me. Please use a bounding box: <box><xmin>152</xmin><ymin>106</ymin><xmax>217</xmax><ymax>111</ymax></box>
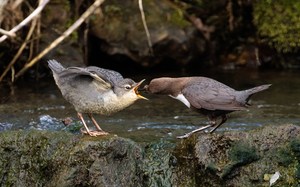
<box><xmin>125</xmin><ymin>85</ymin><xmax>131</xmax><ymax>90</ymax></box>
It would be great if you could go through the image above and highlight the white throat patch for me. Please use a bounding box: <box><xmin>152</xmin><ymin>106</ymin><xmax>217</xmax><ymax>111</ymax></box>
<box><xmin>169</xmin><ymin>94</ymin><xmax>191</xmax><ymax>108</ymax></box>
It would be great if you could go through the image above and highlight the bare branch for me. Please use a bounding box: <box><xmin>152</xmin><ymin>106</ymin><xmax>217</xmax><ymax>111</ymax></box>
<box><xmin>138</xmin><ymin>0</ymin><xmax>153</xmax><ymax>55</ymax></box>
<box><xmin>0</xmin><ymin>0</ymin><xmax>49</xmax><ymax>43</ymax></box>
<box><xmin>0</xmin><ymin>28</ymin><xmax>16</xmax><ymax>37</ymax></box>
<box><xmin>0</xmin><ymin>18</ymin><xmax>37</xmax><ymax>82</ymax></box>
<box><xmin>15</xmin><ymin>0</ymin><xmax>105</xmax><ymax>78</ymax></box>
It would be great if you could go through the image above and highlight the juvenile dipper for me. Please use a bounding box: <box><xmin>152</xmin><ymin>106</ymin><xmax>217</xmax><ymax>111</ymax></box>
<box><xmin>48</xmin><ymin>59</ymin><xmax>147</xmax><ymax>136</ymax></box>
<box><xmin>145</xmin><ymin>77</ymin><xmax>271</xmax><ymax>138</ymax></box>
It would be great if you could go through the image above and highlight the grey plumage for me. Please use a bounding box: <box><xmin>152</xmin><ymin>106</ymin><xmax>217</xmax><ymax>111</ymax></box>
<box><xmin>145</xmin><ymin>77</ymin><xmax>271</xmax><ymax>138</ymax></box>
<box><xmin>48</xmin><ymin>59</ymin><xmax>146</xmax><ymax>136</ymax></box>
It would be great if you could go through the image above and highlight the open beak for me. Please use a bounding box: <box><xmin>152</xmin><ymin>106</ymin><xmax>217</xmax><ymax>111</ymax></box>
<box><xmin>133</xmin><ymin>79</ymin><xmax>148</xmax><ymax>100</ymax></box>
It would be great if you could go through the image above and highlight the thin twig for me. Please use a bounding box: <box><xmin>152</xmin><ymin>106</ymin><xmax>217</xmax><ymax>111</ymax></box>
<box><xmin>138</xmin><ymin>0</ymin><xmax>153</xmax><ymax>55</ymax></box>
<box><xmin>15</xmin><ymin>0</ymin><xmax>105</xmax><ymax>78</ymax></box>
<box><xmin>10</xmin><ymin>66</ymin><xmax>15</xmax><ymax>82</ymax></box>
<box><xmin>0</xmin><ymin>28</ymin><xmax>16</xmax><ymax>37</ymax></box>
<box><xmin>0</xmin><ymin>0</ymin><xmax>49</xmax><ymax>43</ymax></box>
<box><xmin>0</xmin><ymin>18</ymin><xmax>37</xmax><ymax>82</ymax></box>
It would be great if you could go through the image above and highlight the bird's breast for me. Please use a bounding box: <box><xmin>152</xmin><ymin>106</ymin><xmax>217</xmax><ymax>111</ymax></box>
<box><xmin>169</xmin><ymin>94</ymin><xmax>191</xmax><ymax>108</ymax></box>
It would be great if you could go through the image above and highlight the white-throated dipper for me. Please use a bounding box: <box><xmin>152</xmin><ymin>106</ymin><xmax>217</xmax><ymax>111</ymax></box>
<box><xmin>48</xmin><ymin>59</ymin><xmax>147</xmax><ymax>136</ymax></box>
<box><xmin>144</xmin><ymin>77</ymin><xmax>271</xmax><ymax>139</ymax></box>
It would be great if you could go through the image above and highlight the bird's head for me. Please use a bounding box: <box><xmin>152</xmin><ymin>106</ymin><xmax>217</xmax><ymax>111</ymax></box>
<box><xmin>143</xmin><ymin>77</ymin><xmax>173</xmax><ymax>95</ymax></box>
<box><xmin>114</xmin><ymin>79</ymin><xmax>148</xmax><ymax>101</ymax></box>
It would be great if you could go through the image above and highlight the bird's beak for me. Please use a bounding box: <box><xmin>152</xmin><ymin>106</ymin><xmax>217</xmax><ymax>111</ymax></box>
<box><xmin>133</xmin><ymin>79</ymin><xmax>148</xmax><ymax>100</ymax></box>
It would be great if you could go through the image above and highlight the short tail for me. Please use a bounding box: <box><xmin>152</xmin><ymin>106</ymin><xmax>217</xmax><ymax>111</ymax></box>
<box><xmin>245</xmin><ymin>84</ymin><xmax>272</xmax><ymax>95</ymax></box>
<box><xmin>242</xmin><ymin>84</ymin><xmax>271</xmax><ymax>105</ymax></box>
<box><xmin>48</xmin><ymin>59</ymin><xmax>65</xmax><ymax>73</ymax></box>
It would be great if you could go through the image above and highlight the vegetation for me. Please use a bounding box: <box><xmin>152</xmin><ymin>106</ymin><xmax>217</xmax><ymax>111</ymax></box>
<box><xmin>253</xmin><ymin>0</ymin><xmax>300</xmax><ymax>53</ymax></box>
<box><xmin>0</xmin><ymin>0</ymin><xmax>300</xmax><ymax>82</ymax></box>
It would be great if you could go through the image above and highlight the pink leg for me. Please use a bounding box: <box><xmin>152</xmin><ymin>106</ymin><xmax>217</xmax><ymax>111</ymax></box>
<box><xmin>88</xmin><ymin>114</ymin><xmax>104</xmax><ymax>131</ymax></box>
<box><xmin>78</xmin><ymin>113</ymin><xmax>109</xmax><ymax>136</ymax></box>
<box><xmin>77</xmin><ymin>112</ymin><xmax>96</xmax><ymax>136</ymax></box>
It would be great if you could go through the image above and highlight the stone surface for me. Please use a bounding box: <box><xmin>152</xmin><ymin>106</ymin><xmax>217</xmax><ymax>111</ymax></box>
<box><xmin>88</xmin><ymin>0</ymin><xmax>198</xmax><ymax>68</ymax></box>
<box><xmin>174</xmin><ymin>124</ymin><xmax>300</xmax><ymax>186</ymax></box>
<box><xmin>0</xmin><ymin>124</ymin><xmax>299</xmax><ymax>186</ymax></box>
<box><xmin>0</xmin><ymin>131</ymin><xmax>144</xmax><ymax>187</ymax></box>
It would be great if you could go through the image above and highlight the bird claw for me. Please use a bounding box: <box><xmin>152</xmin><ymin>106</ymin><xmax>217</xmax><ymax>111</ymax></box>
<box><xmin>176</xmin><ymin>133</ymin><xmax>192</xmax><ymax>139</ymax></box>
<box><xmin>177</xmin><ymin>124</ymin><xmax>213</xmax><ymax>139</ymax></box>
<box><xmin>80</xmin><ymin>128</ymin><xmax>109</xmax><ymax>136</ymax></box>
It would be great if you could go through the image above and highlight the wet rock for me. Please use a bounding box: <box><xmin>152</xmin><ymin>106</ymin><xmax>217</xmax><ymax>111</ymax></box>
<box><xmin>0</xmin><ymin>124</ymin><xmax>299</xmax><ymax>186</ymax></box>
<box><xmin>174</xmin><ymin>124</ymin><xmax>300</xmax><ymax>186</ymax></box>
<box><xmin>0</xmin><ymin>122</ymin><xmax>13</xmax><ymax>131</ymax></box>
<box><xmin>141</xmin><ymin>141</ymin><xmax>175</xmax><ymax>187</ymax></box>
<box><xmin>0</xmin><ymin>131</ymin><xmax>144</xmax><ymax>186</ymax></box>
<box><xmin>88</xmin><ymin>0</ymin><xmax>198</xmax><ymax>69</ymax></box>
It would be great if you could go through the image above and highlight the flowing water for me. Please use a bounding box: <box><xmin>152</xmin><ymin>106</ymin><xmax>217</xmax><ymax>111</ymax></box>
<box><xmin>0</xmin><ymin>69</ymin><xmax>299</xmax><ymax>143</ymax></box>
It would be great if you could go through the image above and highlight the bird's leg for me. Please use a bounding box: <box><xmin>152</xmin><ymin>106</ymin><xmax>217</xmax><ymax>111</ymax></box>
<box><xmin>78</xmin><ymin>113</ymin><xmax>108</xmax><ymax>136</ymax></box>
<box><xmin>88</xmin><ymin>114</ymin><xmax>103</xmax><ymax>131</ymax></box>
<box><xmin>177</xmin><ymin>124</ymin><xmax>213</xmax><ymax>139</ymax></box>
<box><xmin>209</xmin><ymin>115</ymin><xmax>228</xmax><ymax>133</ymax></box>
<box><xmin>87</xmin><ymin>114</ymin><xmax>109</xmax><ymax>135</ymax></box>
<box><xmin>77</xmin><ymin>112</ymin><xmax>96</xmax><ymax>136</ymax></box>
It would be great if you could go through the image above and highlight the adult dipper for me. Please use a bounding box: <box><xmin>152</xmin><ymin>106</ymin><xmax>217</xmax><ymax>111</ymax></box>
<box><xmin>48</xmin><ymin>60</ymin><xmax>147</xmax><ymax>136</ymax></box>
<box><xmin>144</xmin><ymin>77</ymin><xmax>271</xmax><ymax>139</ymax></box>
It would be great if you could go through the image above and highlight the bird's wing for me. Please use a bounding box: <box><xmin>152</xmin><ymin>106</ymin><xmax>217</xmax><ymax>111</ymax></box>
<box><xmin>85</xmin><ymin>66</ymin><xmax>124</xmax><ymax>85</ymax></box>
<box><xmin>182</xmin><ymin>82</ymin><xmax>246</xmax><ymax>111</ymax></box>
<box><xmin>60</xmin><ymin>67</ymin><xmax>112</xmax><ymax>90</ymax></box>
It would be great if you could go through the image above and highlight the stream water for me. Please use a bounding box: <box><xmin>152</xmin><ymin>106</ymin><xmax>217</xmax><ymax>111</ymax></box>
<box><xmin>0</xmin><ymin>69</ymin><xmax>299</xmax><ymax>143</ymax></box>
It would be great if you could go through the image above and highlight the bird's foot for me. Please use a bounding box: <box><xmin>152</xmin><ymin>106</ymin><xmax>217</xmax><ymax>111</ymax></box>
<box><xmin>176</xmin><ymin>132</ymin><xmax>192</xmax><ymax>139</ymax></box>
<box><xmin>80</xmin><ymin>128</ymin><xmax>109</xmax><ymax>136</ymax></box>
<box><xmin>177</xmin><ymin>124</ymin><xmax>213</xmax><ymax>139</ymax></box>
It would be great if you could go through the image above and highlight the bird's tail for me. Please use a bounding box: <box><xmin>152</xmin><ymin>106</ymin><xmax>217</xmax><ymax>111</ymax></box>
<box><xmin>245</xmin><ymin>84</ymin><xmax>272</xmax><ymax>95</ymax></box>
<box><xmin>242</xmin><ymin>84</ymin><xmax>271</xmax><ymax>105</ymax></box>
<box><xmin>48</xmin><ymin>59</ymin><xmax>65</xmax><ymax>73</ymax></box>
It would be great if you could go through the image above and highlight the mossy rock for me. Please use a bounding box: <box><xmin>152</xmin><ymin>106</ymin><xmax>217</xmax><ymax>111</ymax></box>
<box><xmin>0</xmin><ymin>125</ymin><xmax>299</xmax><ymax>186</ymax></box>
<box><xmin>0</xmin><ymin>130</ymin><xmax>144</xmax><ymax>186</ymax></box>
<box><xmin>174</xmin><ymin>124</ymin><xmax>300</xmax><ymax>186</ymax></box>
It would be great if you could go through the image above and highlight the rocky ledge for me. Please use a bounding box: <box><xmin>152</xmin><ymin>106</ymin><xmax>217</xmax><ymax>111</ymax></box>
<box><xmin>0</xmin><ymin>124</ymin><xmax>299</xmax><ymax>186</ymax></box>
<box><xmin>175</xmin><ymin>124</ymin><xmax>300</xmax><ymax>186</ymax></box>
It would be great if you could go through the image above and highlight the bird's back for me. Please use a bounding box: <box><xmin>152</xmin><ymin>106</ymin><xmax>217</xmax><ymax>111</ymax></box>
<box><xmin>180</xmin><ymin>77</ymin><xmax>245</xmax><ymax>111</ymax></box>
<box><xmin>165</xmin><ymin>77</ymin><xmax>270</xmax><ymax>111</ymax></box>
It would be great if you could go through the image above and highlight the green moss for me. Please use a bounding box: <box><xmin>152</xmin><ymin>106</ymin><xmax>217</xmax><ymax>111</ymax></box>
<box><xmin>295</xmin><ymin>165</ymin><xmax>300</xmax><ymax>179</ymax></box>
<box><xmin>142</xmin><ymin>141</ymin><xmax>175</xmax><ymax>187</ymax></box>
<box><xmin>169</xmin><ymin>9</ymin><xmax>189</xmax><ymax>28</ymax></box>
<box><xmin>222</xmin><ymin>141</ymin><xmax>259</xmax><ymax>178</ymax></box>
<box><xmin>290</xmin><ymin>139</ymin><xmax>300</xmax><ymax>160</ymax></box>
<box><xmin>229</xmin><ymin>142</ymin><xmax>259</xmax><ymax>164</ymax></box>
<box><xmin>253</xmin><ymin>0</ymin><xmax>300</xmax><ymax>53</ymax></box>
<box><xmin>173</xmin><ymin>137</ymin><xmax>197</xmax><ymax>186</ymax></box>
<box><xmin>206</xmin><ymin>162</ymin><xmax>218</xmax><ymax>173</ymax></box>
<box><xmin>276</xmin><ymin>148</ymin><xmax>294</xmax><ymax>167</ymax></box>
<box><xmin>0</xmin><ymin>130</ymin><xmax>76</xmax><ymax>186</ymax></box>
